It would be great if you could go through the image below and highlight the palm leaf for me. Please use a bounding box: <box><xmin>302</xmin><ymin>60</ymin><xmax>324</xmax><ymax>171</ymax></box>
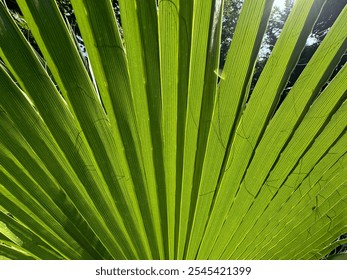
<box><xmin>0</xmin><ymin>0</ymin><xmax>346</xmax><ymax>259</ymax></box>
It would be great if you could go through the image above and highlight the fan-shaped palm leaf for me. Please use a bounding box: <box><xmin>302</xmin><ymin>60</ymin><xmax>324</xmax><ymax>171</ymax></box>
<box><xmin>0</xmin><ymin>0</ymin><xmax>346</xmax><ymax>259</ymax></box>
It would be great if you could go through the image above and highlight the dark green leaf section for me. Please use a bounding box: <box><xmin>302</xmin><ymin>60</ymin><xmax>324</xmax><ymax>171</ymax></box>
<box><xmin>326</xmin><ymin>252</ymin><xmax>347</xmax><ymax>260</ymax></box>
<box><xmin>0</xmin><ymin>240</ymin><xmax>37</xmax><ymax>260</ymax></box>
<box><xmin>0</xmin><ymin>211</ymin><xmax>62</xmax><ymax>259</ymax></box>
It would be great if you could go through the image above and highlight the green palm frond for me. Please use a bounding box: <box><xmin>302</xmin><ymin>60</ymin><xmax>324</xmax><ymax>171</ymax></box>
<box><xmin>0</xmin><ymin>0</ymin><xmax>346</xmax><ymax>260</ymax></box>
